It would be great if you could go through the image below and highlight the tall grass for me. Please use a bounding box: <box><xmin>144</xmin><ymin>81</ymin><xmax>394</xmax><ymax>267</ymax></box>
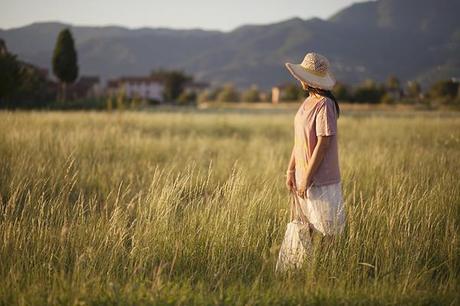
<box><xmin>0</xmin><ymin>110</ymin><xmax>459</xmax><ymax>305</ymax></box>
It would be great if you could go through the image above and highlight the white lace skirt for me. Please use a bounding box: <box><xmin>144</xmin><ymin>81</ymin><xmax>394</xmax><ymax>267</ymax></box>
<box><xmin>296</xmin><ymin>182</ymin><xmax>346</xmax><ymax>236</ymax></box>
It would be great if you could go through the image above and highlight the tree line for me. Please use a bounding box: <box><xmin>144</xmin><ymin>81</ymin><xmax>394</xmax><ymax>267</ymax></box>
<box><xmin>0</xmin><ymin>28</ymin><xmax>79</xmax><ymax>108</ymax></box>
<box><xmin>331</xmin><ymin>76</ymin><xmax>460</xmax><ymax>107</ymax></box>
<box><xmin>199</xmin><ymin>76</ymin><xmax>460</xmax><ymax>108</ymax></box>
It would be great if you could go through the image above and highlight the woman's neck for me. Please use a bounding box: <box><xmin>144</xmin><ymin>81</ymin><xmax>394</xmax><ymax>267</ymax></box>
<box><xmin>309</xmin><ymin>92</ymin><xmax>323</xmax><ymax>100</ymax></box>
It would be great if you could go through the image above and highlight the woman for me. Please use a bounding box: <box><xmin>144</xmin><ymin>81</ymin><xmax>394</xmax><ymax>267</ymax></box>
<box><xmin>284</xmin><ymin>52</ymin><xmax>345</xmax><ymax>237</ymax></box>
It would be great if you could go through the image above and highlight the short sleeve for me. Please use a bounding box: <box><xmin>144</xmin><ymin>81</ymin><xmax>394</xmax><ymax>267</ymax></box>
<box><xmin>315</xmin><ymin>98</ymin><xmax>337</xmax><ymax>136</ymax></box>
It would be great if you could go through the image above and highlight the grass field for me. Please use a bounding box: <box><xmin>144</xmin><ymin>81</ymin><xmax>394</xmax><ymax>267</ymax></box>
<box><xmin>0</xmin><ymin>109</ymin><xmax>459</xmax><ymax>305</ymax></box>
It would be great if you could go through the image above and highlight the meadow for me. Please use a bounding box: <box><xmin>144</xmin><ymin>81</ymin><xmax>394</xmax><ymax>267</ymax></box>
<box><xmin>0</xmin><ymin>109</ymin><xmax>459</xmax><ymax>305</ymax></box>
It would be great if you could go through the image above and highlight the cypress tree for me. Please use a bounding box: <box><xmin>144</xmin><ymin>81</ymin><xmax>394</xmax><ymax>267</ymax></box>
<box><xmin>0</xmin><ymin>39</ymin><xmax>22</xmax><ymax>105</ymax></box>
<box><xmin>52</xmin><ymin>28</ymin><xmax>78</xmax><ymax>101</ymax></box>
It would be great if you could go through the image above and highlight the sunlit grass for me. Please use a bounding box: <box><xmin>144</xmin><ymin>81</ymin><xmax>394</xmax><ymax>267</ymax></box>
<box><xmin>0</xmin><ymin>110</ymin><xmax>459</xmax><ymax>305</ymax></box>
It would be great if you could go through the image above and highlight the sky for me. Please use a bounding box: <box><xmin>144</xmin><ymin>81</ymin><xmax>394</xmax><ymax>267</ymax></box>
<box><xmin>0</xmin><ymin>0</ymin><xmax>370</xmax><ymax>31</ymax></box>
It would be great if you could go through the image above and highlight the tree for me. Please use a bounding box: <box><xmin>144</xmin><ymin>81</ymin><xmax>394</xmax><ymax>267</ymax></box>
<box><xmin>164</xmin><ymin>71</ymin><xmax>190</xmax><ymax>102</ymax></box>
<box><xmin>0</xmin><ymin>40</ymin><xmax>22</xmax><ymax>105</ymax></box>
<box><xmin>241</xmin><ymin>85</ymin><xmax>261</xmax><ymax>102</ymax></box>
<box><xmin>353</xmin><ymin>79</ymin><xmax>385</xmax><ymax>103</ymax></box>
<box><xmin>384</xmin><ymin>75</ymin><xmax>402</xmax><ymax>102</ymax></box>
<box><xmin>14</xmin><ymin>63</ymin><xmax>54</xmax><ymax>108</ymax></box>
<box><xmin>380</xmin><ymin>93</ymin><xmax>395</xmax><ymax>104</ymax></box>
<box><xmin>406</xmin><ymin>81</ymin><xmax>421</xmax><ymax>98</ymax></box>
<box><xmin>207</xmin><ymin>87</ymin><xmax>222</xmax><ymax>101</ymax></box>
<box><xmin>1</xmin><ymin>39</ymin><xmax>56</xmax><ymax>108</ymax></box>
<box><xmin>216</xmin><ymin>84</ymin><xmax>239</xmax><ymax>102</ymax></box>
<box><xmin>386</xmin><ymin>75</ymin><xmax>401</xmax><ymax>91</ymax></box>
<box><xmin>406</xmin><ymin>81</ymin><xmax>422</xmax><ymax>103</ymax></box>
<box><xmin>428</xmin><ymin>79</ymin><xmax>459</xmax><ymax>99</ymax></box>
<box><xmin>428</xmin><ymin>79</ymin><xmax>460</xmax><ymax>106</ymax></box>
<box><xmin>151</xmin><ymin>69</ymin><xmax>191</xmax><ymax>102</ymax></box>
<box><xmin>177</xmin><ymin>91</ymin><xmax>197</xmax><ymax>105</ymax></box>
<box><xmin>332</xmin><ymin>82</ymin><xmax>351</xmax><ymax>101</ymax></box>
<box><xmin>282</xmin><ymin>83</ymin><xmax>302</xmax><ymax>101</ymax></box>
<box><xmin>52</xmin><ymin>28</ymin><xmax>79</xmax><ymax>101</ymax></box>
<box><xmin>0</xmin><ymin>39</ymin><xmax>8</xmax><ymax>56</ymax></box>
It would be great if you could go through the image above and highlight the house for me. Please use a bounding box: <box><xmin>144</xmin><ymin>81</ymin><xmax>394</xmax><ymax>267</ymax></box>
<box><xmin>271</xmin><ymin>86</ymin><xmax>282</xmax><ymax>104</ymax></box>
<box><xmin>106</xmin><ymin>76</ymin><xmax>164</xmax><ymax>102</ymax></box>
<box><xmin>23</xmin><ymin>66</ymin><xmax>100</xmax><ymax>100</ymax></box>
<box><xmin>69</xmin><ymin>76</ymin><xmax>101</xmax><ymax>99</ymax></box>
<box><xmin>271</xmin><ymin>83</ymin><xmax>297</xmax><ymax>104</ymax></box>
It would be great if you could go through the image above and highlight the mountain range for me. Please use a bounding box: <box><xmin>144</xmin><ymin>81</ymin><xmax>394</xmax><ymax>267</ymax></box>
<box><xmin>1</xmin><ymin>0</ymin><xmax>459</xmax><ymax>89</ymax></box>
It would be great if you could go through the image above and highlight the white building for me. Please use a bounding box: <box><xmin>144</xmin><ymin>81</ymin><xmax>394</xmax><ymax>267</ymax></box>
<box><xmin>107</xmin><ymin>76</ymin><xmax>164</xmax><ymax>102</ymax></box>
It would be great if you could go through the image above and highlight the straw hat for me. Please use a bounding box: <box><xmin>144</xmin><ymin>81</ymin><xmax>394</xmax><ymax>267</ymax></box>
<box><xmin>285</xmin><ymin>52</ymin><xmax>336</xmax><ymax>90</ymax></box>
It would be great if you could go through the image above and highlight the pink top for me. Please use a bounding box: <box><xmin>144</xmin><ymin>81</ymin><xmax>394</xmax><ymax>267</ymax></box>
<box><xmin>294</xmin><ymin>95</ymin><xmax>341</xmax><ymax>188</ymax></box>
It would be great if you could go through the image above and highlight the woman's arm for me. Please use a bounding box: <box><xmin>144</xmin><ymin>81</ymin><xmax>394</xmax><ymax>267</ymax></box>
<box><xmin>286</xmin><ymin>144</ymin><xmax>295</xmax><ymax>173</ymax></box>
<box><xmin>297</xmin><ymin>135</ymin><xmax>331</xmax><ymax>197</ymax></box>
<box><xmin>285</xmin><ymin>145</ymin><xmax>296</xmax><ymax>191</ymax></box>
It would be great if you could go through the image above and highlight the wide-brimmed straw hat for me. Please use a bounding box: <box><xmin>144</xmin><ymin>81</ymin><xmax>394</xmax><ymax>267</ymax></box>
<box><xmin>285</xmin><ymin>52</ymin><xmax>336</xmax><ymax>90</ymax></box>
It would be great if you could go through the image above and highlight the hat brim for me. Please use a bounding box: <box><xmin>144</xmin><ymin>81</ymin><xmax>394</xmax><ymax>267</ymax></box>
<box><xmin>285</xmin><ymin>63</ymin><xmax>336</xmax><ymax>90</ymax></box>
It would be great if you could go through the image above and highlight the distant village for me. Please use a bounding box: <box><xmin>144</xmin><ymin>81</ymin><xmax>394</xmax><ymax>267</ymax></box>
<box><xmin>1</xmin><ymin>28</ymin><xmax>459</xmax><ymax>110</ymax></box>
<box><xmin>16</xmin><ymin>70</ymin><xmax>211</xmax><ymax>104</ymax></box>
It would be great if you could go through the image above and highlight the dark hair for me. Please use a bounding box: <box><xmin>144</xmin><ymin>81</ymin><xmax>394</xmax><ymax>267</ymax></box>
<box><xmin>304</xmin><ymin>84</ymin><xmax>340</xmax><ymax>118</ymax></box>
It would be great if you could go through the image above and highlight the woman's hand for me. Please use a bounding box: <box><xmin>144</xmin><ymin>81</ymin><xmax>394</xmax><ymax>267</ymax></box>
<box><xmin>285</xmin><ymin>172</ymin><xmax>296</xmax><ymax>192</ymax></box>
<box><xmin>296</xmin><ymin>177</ymin><xmax>311</xmax><ymax>199</ymax></box>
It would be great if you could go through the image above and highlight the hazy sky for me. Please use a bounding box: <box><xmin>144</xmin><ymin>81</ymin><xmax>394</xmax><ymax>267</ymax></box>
<box><xmin>1</xmin><ymin>0</ymin><xmax>370</xmax><ymax>31</ymax></box>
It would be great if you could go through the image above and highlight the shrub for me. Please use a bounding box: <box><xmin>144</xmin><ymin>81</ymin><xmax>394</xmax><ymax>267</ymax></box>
<box><xmin>216</xmin><ymin>84</ymin><xmax>240</xmax><ymax>102</ymax></box>
<box><xmin>241</xmin><ymin>85</ymin><xmax>261</xmax><ymax>102</ymax></box>
<box><xmin>177</xmin><ymin>91</ymin><xmax>197</xmax><ymax>105</ymax></box>
<box><xmin>381</xmin><ymin>93</ymin><xmax>395</xmax><ymax>104</ymax></box>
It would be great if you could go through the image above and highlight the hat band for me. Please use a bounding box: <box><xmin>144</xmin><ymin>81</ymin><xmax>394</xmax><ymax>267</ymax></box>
<box><xmin>300</xmin><ymin>64</ymin><xmax>327</xmax><ymax>77</ymax></box>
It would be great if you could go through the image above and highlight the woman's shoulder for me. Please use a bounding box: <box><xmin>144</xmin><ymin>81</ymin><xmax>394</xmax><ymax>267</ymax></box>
<box><xmin>314</xmin><ymin>96</ymin><xmax>332</xmax><ymax>108</ymax></box>
<box><xmin>315</xmin><ymin>96</ymin><xmax>338</xmax><ymax>118</ymax></box>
